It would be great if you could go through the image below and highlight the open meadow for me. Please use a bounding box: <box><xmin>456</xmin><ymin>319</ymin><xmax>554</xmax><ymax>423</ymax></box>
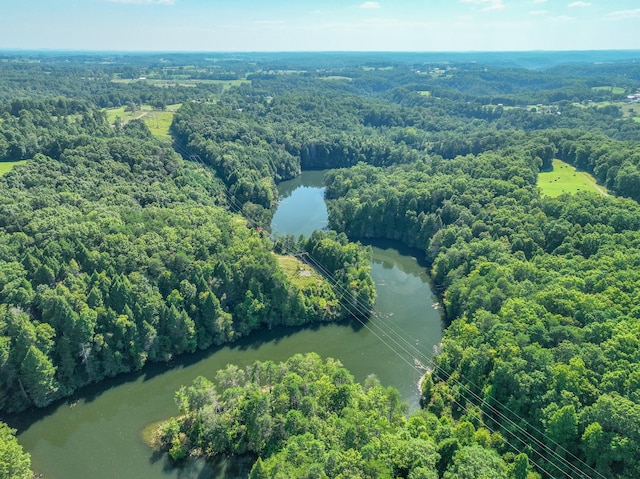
<box><xmin>623</xmin><ymin>103</ymin><xmax>640</xmax><ymax>122</ymax></box>
<box><xmin>538</xmin><ymin>159</ymin><xmax>608</xmax><ymax>197</ymax></box>
<box><xmin>105</xmin><ymin>104</ymin><xmax>181</xmax><ymax>140</ymax></box>
<box><xmin>592</xmin><ymin>85</ymin><xmax>626</xmax><ymax>95</ymax></box>
<box><xmin>111</xmin><ymin>78</ymin><xmax>250</xmax><ymax>91</ymax></box>
<box><xmin>276</xmin><ymin>255</ymin><xmax>323</xmax><ymax>289</ymax></box>
<box><xmin>0</xmin><ymin>160</ymin><xmax>27</xmax><ymax>176</ymax></box>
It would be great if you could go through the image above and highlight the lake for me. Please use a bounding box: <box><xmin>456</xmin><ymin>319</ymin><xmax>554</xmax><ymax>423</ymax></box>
<box><xmin>13</xmin><ymin>170</ymin><xmax>442</xmax><ymax>479</ymax></box>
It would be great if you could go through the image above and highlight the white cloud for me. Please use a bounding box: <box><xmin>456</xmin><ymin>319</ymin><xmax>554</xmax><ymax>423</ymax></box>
<box><xmin>604</xmin><ymin>9</ymin><xmax>640</xmax><ymax>20</ymax></box>
<box><xmin>460</xmin><ymin>0</ymin><xmax>505</xmax><ymax>11</ymax></box>
<box><xmin>360</xmin><ymin>2</ymin><xmax>381</xmax><ymax>8</ymax></box>
<box><xmin>551</xmin><ymin>15</ymin><xmax>575</xmax><ymax>22</ymax></box>
<box><xmin>568</xmin><ymin>2</ymin><xmax>591</xmax><ymax>7</ymax></box>
<box><xmin>109</xmin><ymin>0</ymin><xmax>174</xmax><ymax>4</ymax></box>
<box><xmin>253</xmin><ymin>20</ymin><xmax>286</xmax><ymax>26</ymax></box>
<box><xmin>298</xmin><ymin>17</ymin><xmax>440</xmax><ymax>33</ymax></box>
<box><xmin>528</xmin><ymin>9</ymin><xmax>548</xmax><ymax>15</ymax></box>
<box><xmin>532</xmin><ymin>0</ymin><xmax>547</xmax><ymax>3</ymax></box>
<box><xmin>361</xmin><ymin>18</ymin><xmax>439</xmax><ymax>28</ymax></box>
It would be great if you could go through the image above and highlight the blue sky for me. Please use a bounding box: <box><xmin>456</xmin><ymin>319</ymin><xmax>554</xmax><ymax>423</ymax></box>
<box><xmin>1</xmin><ymin>0</ymin><xmax>639</xmax><ymax>52</ymax></box>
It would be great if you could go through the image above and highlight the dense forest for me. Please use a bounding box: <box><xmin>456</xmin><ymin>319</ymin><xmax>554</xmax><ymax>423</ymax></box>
<box><xmin>1</xmin><ymin>51</ymin><xmax>640</xmax><ymax>478</ymax></box>
<box><xmin>160</xmin><ymin>353</ymin><xmax>528</xmax><ymax>479</ymax></box>
<box><xmin>0</xmin><ymin>109</ymin><xmax>375</xmax><ymax>413</ymax></box>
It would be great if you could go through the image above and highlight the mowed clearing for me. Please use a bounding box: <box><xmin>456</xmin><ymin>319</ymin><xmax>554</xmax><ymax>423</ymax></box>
<box><xmin>0</xmin><ymin>160</ymin><xmax>27</xmax><ymax>176</ymax></box>
<box><xmin>276</xmin><ymin>255</ymin><xmax>323</xmax><ymax>289</ymax></box>
<box><xmin>538</xmin><ymin>159</ymin><xmax>608</xmax><ymax>197</ymax></box>
<box><xmin>105</xmin><ymin>104</ymin><xmax>181</xmax><ymax>140</ymax></box>
<box><xmin>623</xmin><ymin>103</ymin><xmax>640</xmax><ymax>122</ymax></box>
<box><xmin>141</xmin><ymin>111</ymin><xmax>175</xmax><ymax>140</ymax></box>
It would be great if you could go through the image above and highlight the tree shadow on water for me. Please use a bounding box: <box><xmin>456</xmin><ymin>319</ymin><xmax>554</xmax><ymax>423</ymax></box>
<box><xmin>7</xmin><ymin>321</ymin><xmax>347</xmax><ymax>434</ymax></box>
<box><xmin>151</xmin><ymin>451</ymin><xmax>254</xmax><ymax>479</ymax></box>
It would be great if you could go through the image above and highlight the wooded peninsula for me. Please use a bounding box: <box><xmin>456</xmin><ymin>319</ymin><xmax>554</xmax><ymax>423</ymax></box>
<box><xmin>1</xmin><ymin>51</ymin><xmax>640</xmax><ymax>479</ymax></box>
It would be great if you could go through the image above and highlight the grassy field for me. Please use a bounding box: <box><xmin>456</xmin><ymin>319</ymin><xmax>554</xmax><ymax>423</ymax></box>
<box><xmin>592</xmin><ymin>86</ymin><xmax>626</xmax><ymax>95</ymax></box>
<box><xmin>418</xmin><ymin>91</ymin><xmax>431</xmax><ymax>97</ymax></box>
<box><xmin>0</xmin><ymin>160</ymin><xmax>27</xmax><ymax>176</ymax></box>
<box><xmin>573</xmin><ymin>100</ymin><xmax>640</xmax><ymax>120</ymax></box>
<box><xmin>151</xmin><ymin>79</ymin><xmax>249</xmax><ymax>90</ymax></box>
<box><xmin>111</xmin><ymin>78</ymin><xmax>250</xmax><ymax>91</ymax></box>
<box><xmin>105</xmin><ymin>104</ymin><xmax>181</xmax><ymax>140</ymax></box>
<box><xmin>321</xmin><ymin>76</ymin><xmax>352</xmax><ymax>81</ymax></box>
<box><xmin>276</xmin><ymin>255</ymin><xmax>323</xmax><ymax>289</ymax></box>
<box><xmin>538</xmin><ymin>159</ymin><xmax>608</xmax><ymax>197</ymax></box>
<box><xmin>104</xmin><ymin>105</ymin><xmax>152</xmax><ymax>124</ymax></box>
<box><xmin>623</xmin><ymin>103</ymin><xmax>640</xmax><ymax>120</ymax></box>
<box><xmin>143</xmin><ymin>111</ymin><xmax>175</xmax><ymax>140</ymax></box>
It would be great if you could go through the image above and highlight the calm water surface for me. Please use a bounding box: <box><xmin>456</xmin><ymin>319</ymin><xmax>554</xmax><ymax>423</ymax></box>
<box><xmin>13</xmin><ymin>170</ymin><xmax>442</xmax><ymax>479</ymax></box>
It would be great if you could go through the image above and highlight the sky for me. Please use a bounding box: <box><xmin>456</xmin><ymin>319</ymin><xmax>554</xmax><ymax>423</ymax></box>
<box><xmin>1</xmin><ymin>0</ymin><xmax>639</xmax><ymax>52</ymax></box>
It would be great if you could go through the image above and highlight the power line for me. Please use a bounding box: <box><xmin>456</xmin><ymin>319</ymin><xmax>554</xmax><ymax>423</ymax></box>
<box><xmin>172</xmin><ymin>141</ymin><xmax>604</xmax><ymax>479</ymax></box>
<box><xmin>284</xmin><ymin>252</ymin><xmax>577</xmax><ymax>479</ymax></box>
<box><xmin>303</xmin><ymin>241</ymin><xmax>600</xmax><ymax>478</ymax></box>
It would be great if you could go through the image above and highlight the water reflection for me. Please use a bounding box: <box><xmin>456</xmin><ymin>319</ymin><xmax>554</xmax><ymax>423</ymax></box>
<box><xmin>14</xmin><ymin>171</ymin><xmax>441</xmax><ymax>479</ymax></box>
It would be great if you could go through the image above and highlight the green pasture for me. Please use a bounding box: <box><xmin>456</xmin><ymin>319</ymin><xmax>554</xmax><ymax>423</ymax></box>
<box><xmin>592</xmin><ymin>85</ymin><xmax>625</xmax><ymax>95</ymax></box>
<box><xmin>143</xmin><ymin>111</ymin><xmax>175</xmax><ymax>140</ymax></box>
<box><xmin>321</xmin><ymin>76</ymin><xmax>352</xmax><ymax>81</ymax></box>
<box><xmin>105</xmin><ymin>105</ymin><xmax>154</xmax><ymax>124</ymax></box>
<box><xmin>176</xmin><ymin>78</ymin><xmax>249</xmax><ymax>90</ymax></box>
<box><xmin>112</xmin><ymin>78</ymin><xmax>250</xmax><ymax>91</ymax></box>
<box><xmin>572</xmin><ymin>100</ymin><xmax>640</xmax><ymax>119</ymax></box>
<box><xmin>105</xmin><ymin>104</ymin><xmax>181</xmax><ymax>139</ymax></box>
<box><xmin>0</xmin><ymin>160</ymin><xmax>27</xmax><ymax>176</ymax></box>
<box><xmin>623</xmin><ymin>103</ymin><xmax>640</xmax><ymax>120</ymax></box>
<box><xmin>538</xmin><ymin>159</ymin><xmax>607</xmax><ymax>197</ymax></box>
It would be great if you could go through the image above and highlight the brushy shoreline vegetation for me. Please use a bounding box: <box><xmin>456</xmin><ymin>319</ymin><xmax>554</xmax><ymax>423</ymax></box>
<box><xmin>159</xmin><ymin>353</ymin><xmax>526</xmax><ymax>479</ymax></box>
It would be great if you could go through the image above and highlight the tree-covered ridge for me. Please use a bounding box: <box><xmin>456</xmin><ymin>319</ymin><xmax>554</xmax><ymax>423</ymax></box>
<box><xmin>161</xmin><ymin>353</ymin><xmax>531</xmax><ymax>479</ymax></box>
<box><xmin>2</xmin><ymin>52</ymin><xmax>640</xmax><ymax>478</ymax></box>
<box><xmin>171</xmin><ymin>102</ymin><xmax>301</xmax><ymax>212</ymax></box>
<box><xmin>0</xmin><ymin>121</ymin><xmax>374</xmax><ymax>413</ymax></box>
<box><xmin>169</xmin><ymin>76</ymin><xmax>640</xmax><ymax>215</ymax></box>
<box><xmin>325</xmin><ymin>154</ymin><xmax>640</xmax><ymax>478</ymax></box>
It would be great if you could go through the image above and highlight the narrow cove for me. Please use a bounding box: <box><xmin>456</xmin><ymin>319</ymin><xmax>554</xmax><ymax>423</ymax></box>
<box><xmin>13</xmin><ymin>170</ymin><xmax>442</xmax><ymax>479</ymax></box>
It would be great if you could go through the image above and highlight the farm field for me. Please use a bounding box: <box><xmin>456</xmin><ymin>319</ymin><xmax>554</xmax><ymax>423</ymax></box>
<box><xmin>592</xmin><ymin>85</ymin><xmax>626</xmax><ymax>95</ymax></box>
<box><xmin>105</xmin><ymin>104</ymin><xmax>181</xmax><ymax>139</ymax></box>
<box><xmin>0</xmin><ymin>160</ymin><xmax>27</xmax><ymax>176</ymax></box>
<box><xmin>572</xmin><ymin>100</ymin><xmax>640</xmax><ymax>121</ymax></box>
<box><xmin>111</xmin><ymin>78</ymin><xmax>250</xmax><ymax>91</ymax></box>
<box><xmin>104</xmin><ymin>105</ymin><xmax>152</xmax><ymax>124</ymax></box>
<box><xmin>623</xmin><ymin>102</ymin><xmax>640</xmax><ymax>121</ymax></box>
<box><xmin>538</xmin><ymin>159</ymin><xmax>608</xmax><ymax>197</ymax></box>
<box><xmin>321</xmin><ymin>76</ymin><xmax>352</xmax><ymax>81</ymax></box>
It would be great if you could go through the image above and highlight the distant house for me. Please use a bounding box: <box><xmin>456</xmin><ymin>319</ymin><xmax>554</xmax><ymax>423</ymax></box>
<box><xmin>626</xmin><ymin>90</ymin><xmax>640</xmax><ymax>102</ymax></box>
